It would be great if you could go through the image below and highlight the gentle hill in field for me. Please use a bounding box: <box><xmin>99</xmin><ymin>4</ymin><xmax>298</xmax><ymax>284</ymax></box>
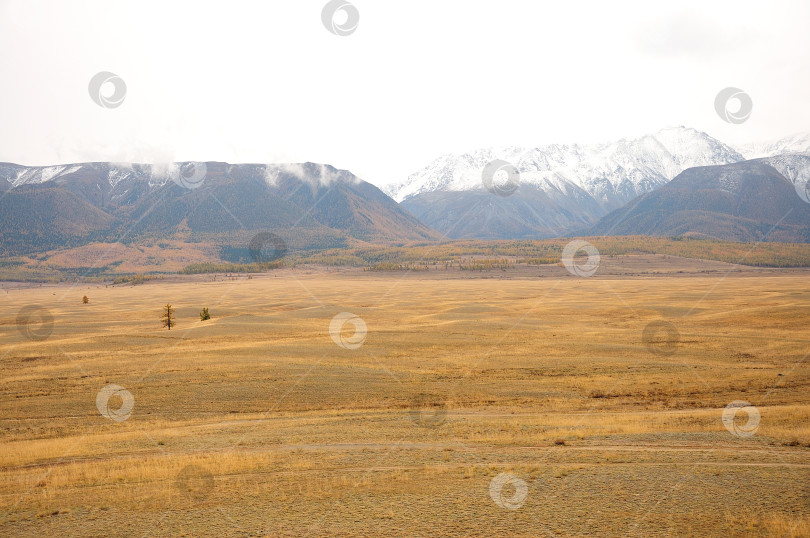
<box><xmin>587</xmin><ymin>157</ymin><xmax>810</xmax><ymax>242</ymax></box>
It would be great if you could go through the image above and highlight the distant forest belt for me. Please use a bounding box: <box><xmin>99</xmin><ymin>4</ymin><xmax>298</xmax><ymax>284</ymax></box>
<box><xmin>3</xmin><ymin>236</ymin><xmax>810</xmax><ymax>283</ymax></box>
<box><xmin>276</xmin><ymin>236</ymin><xmax>810</xmax><ymax>270</ymax></box>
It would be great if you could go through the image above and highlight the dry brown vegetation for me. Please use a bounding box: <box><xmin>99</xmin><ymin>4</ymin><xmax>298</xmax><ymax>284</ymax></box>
<box><xmin>0</xmin><ymin>258</ymin><xmax>808</xmax><ymax>536</ymax></box>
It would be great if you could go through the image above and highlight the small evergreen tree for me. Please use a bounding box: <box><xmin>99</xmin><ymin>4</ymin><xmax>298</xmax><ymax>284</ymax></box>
<box><xmin>162</xmin><ymin>304</ymin><xmax>175</xmax><ymax>330</ymax></box>
<box><xmin>82</xmin><ymin>295</ymin><xmax>89</xmax><ymax>304</ymax></box>
<box><xmin>199</xmin><ymin>307</ymin><xmax>210</xmax><ymax>321</ymax></box>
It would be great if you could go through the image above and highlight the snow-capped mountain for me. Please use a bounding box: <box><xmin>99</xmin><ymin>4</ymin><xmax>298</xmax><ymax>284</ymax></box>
<box><xmin>387</xmin><ymin>127</ymin><xmax>744</xmax><ymax>207</ymax></box>
<box><xmin>391</xmin><ymin>127</ymin><xmax>746</xmax><ymax>239</ymax></box>
<box><xmin>0</xmin><ymin>162</ymin><xmax>169</xmax><ymax>204</ymax></box>
<box><xmin>0</xmin><ymin>161</ymin><xmax>438</xmax><ymax>256</ymax></box>
<box><xmin>734</xmin><ymin>132</ymin><xmax>810</xmax><ymax>159</ymax></box>
<box><xmin>0</xmin><ymin>161</ymin><xmax>368</xmax><ymax>205</ymax></box>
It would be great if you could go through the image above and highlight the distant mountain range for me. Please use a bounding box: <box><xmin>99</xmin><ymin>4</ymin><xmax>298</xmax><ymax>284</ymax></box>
<box><xmin>1</xmin><ymin>127</ymin><xmax>809</xmax><ymax>264</ymax></box>
<box><xmin>0</xmin><ymin>162</ymin><xmax>438</xmax><ymax>256</ymax></box>
<box><xmin>384</xmin><ymin>127</ymin><xmax>810</xmax><ymax>240</ymax></box>
<box><xmin>735</xmin><ymin>132</ymin><xmax>810</xmax><ymax>159</ymax></box>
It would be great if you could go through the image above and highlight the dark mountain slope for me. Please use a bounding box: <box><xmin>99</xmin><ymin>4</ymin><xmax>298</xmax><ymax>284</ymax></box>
<box><xmin>401</xmin><ymin>183</ymin><xmax>603</xmax><ymax>240</ymax></box>
<box><xmin>0</xmin><ymin>184</ymin><xmax>116</xmax><ymax>254</ymax></box>
<box><xmin>0</xmin><ymin>161</ymin><xmax>439</xmax><ymax>256</ymax></box>
<box><xmin>587</xmin><ymin>157</ymin><xmax>810</xmax><ymax>242</ymax></box>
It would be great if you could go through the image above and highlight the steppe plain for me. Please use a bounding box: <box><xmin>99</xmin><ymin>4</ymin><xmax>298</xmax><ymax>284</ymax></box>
<box><xmin>1</xmin><ymin>255</ymin><xmax>808</xmax><ymax>536</ymax></box>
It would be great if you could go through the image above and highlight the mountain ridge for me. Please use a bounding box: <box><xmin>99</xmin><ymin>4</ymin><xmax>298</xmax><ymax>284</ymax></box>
<box><xmin>0</xmin><ymin>161</ymin><xmax>439</xmax><ymax>256</ymax></box>
<box><xmin>3</xmin><ymin>127</ymin><xmax>810</xmax><ymax>255</ymax></box>
<box><xmin>734</xmin><ymin>133</ymin><xmax>810</xmax><ymax>159</ymax></box>
<box><xmin>393</xmin><ymin>127</ymin><xmax>748</xmax><ymax>239</ymax></box>
<box><xmin>587</xmin><ymin>156</ymin><xmax>810</xmax><ymax>243</ymax></box>
<box><xmin>387</xmin><ymin>127</ymin><xmax>745</xmax><ymax>204</ymax></box>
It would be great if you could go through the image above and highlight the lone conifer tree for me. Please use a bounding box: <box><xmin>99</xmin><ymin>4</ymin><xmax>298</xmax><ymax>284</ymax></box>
<box><xmin>161</xmin><ymin>304</ymin><xmax>175</xmax><ymax>330</ymax></box>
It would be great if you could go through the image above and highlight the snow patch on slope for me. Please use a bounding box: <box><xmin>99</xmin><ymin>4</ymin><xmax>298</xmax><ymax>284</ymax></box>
<box><xmin>763</xmin><ymin>154</ymin><xmax>810</xmax><ymax>197</ymax></box>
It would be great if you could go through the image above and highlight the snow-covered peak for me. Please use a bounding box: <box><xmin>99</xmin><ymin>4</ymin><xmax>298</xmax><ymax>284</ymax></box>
<box><xmin>387</xmin><ymin>126</ymin><xmax>744</xmax><ymax>204</ymax></box>
<box><xmin>735</xmin><ymin>133</ymin><xmax>810</xmax><ymax>159</ymax></box>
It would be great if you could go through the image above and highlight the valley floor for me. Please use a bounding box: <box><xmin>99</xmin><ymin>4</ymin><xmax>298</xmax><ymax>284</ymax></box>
<box><xmin>1</xmin><ymin>261</ymin><xmax>809</xmax><ymax>536</ymax></box>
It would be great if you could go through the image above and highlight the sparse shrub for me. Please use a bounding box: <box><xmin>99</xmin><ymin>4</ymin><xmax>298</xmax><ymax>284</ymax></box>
<box><xmin>199</xmin><ymin>307</ymin><xmax>210</xmax><ymax>321</ymax></box>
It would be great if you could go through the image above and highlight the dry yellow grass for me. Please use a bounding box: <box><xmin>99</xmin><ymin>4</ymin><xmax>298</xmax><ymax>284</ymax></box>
<box><xmin>1</xmin><ymin>260</ymin><xmax>808</xmax><ymax>536</ymax></box>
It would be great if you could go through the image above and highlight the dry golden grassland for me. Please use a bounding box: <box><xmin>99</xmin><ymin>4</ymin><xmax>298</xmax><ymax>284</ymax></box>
<box><xmin>0</xmin><ymin>256</ymin><xmax>809</xmax><ymax>536</ymax></box>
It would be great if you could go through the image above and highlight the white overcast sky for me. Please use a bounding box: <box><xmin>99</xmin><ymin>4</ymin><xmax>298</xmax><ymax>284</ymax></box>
<box><xmin>1</xmin><ymin>0</ymin><xmax>808</xmax><ymax>187</ymax></box>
